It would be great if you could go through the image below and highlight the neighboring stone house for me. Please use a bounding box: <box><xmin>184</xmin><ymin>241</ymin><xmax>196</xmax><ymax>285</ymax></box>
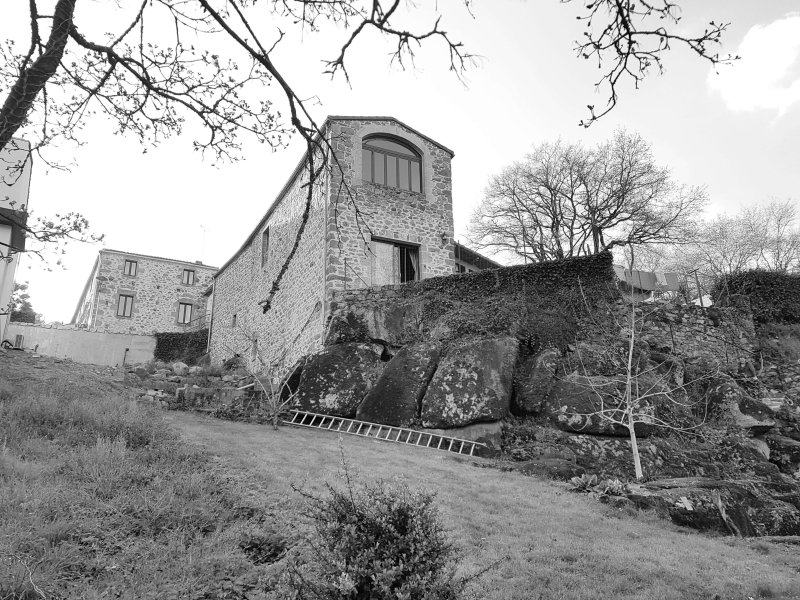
<box><xmin>0</xmin><ymin>139</ymin><xmax>32</xmax><ymax>343</ymax></box>
<box><xmin>209</xmin><ymin>116</ymin><xmax>496</xmax><ymax>370</ymax></box>
<box><xmin>71</xmin><ymin>249</ymin><xmax>217</xmax><ymax>335</ymax></box>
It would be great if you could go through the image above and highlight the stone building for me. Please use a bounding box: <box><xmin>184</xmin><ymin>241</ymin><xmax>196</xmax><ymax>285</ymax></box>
<box><xmin>71</xmin><ymin>249</ymin><xmax>217</xmax><ymax>335</ymax></box>
<box><xmin>209</xmin><ymin>116</ymin><xmax>495</xmax><ymax>370</ymax></box>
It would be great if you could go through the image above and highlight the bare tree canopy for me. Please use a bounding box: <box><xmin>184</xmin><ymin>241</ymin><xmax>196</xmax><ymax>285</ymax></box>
<box><xmin>469</xmin><ymin>131</ymin><xmax>707</xmax><ymax>263</ymax></box>
<box><xmin>0</xmin><ymin>1</ymin><xmax>735</xmax><ymax>160</ymax></box>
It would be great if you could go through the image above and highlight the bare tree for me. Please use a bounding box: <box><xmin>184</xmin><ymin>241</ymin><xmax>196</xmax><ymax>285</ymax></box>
<box><xmin>1</xmin><ymin>1</ymin><xmax>733</xmax><ymax>302</ymax></box>
<box><xmin>469</xmin><ymin>131</ymin><xmax>707</xmax><ymax>263</ymax></box>
<box><xmin>574</xmin><ymin>257</ymin><xmax>716</xmax><ymax>480</ymax></box>
<box><xmin>742</xmin><ymin>199</ymin><xmax>800</xmax><ymax>273</ymax></box>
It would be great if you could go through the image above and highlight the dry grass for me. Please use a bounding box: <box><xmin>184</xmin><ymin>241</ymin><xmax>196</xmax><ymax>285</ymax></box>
<box><xmin>167</xmin><ymin>412</ymin><xmax>800</xmax><ymax>600</ymax></box>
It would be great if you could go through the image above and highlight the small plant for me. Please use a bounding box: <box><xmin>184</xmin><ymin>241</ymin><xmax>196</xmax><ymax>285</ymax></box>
<box><xmin>282</xmin><ymin>451</ymin><xmax>466</xmax><ymax>599</ymax></box>
<box><xmin>569</xmin><ymin>473</ymin><xmax>598</xmax><ymax>492</ymax></box>
<box><xmin>595</xmin><ymin>478</ymin><xmax>629</xmax><ymax>497</ymax></box>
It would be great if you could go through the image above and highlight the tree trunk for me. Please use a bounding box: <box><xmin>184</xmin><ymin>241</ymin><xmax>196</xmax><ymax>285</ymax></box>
<box><xmin>0</xmin><ymin>0</ymin><xmax>77</xmax><ymax>152</ymax></box>
<box><xmin>627</xmin><ymin>415</ymin><xmax>643</xmax><ymax>481</ymax></box>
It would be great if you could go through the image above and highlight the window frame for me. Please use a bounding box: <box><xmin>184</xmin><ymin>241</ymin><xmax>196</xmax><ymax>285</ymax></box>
<box><xmin>177</xmin><ymin>302</ymin><xmax>193</xmax><ymax>325</ymax></box>
<box><xmin>117</xmin><ymin>294</ymin><xmax>134</xmax><ymax>318</ymax></box>
<box><xmin>123</xmin><ymin>259</ymin><xmax>138</xmax><ymax>277</ymax></box>
<box><xmin>261</xmin><ymin>228</ymin><xmax>270</xmax><ymax>267</ymax></box>
<box><xmin>181</xmin><ymin>269</ymin><xmax>196</xmax><ymax>286</ymax></box>
<box><xmin>362</xmin><ymin>136</ymin><xmax>422</xmax><ymax>193</ymax></box>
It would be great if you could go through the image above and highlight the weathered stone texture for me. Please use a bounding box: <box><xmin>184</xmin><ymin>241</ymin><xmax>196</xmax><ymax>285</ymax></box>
<box><xmin>75</xmin><ymin>250</ymin><xmax>216</xmax><ymax>335</ymax></box>
<box><xmin>209</xmin><ymin>117</ymin><xmax>458</xmax><ymax>372</ymax></box>
<box><xmin>324</xmin><ymin>119</ymin><xmax>455</xmax><ymax>294</ymax></box>
<box><xmin>421</xmin><ymin>336</ymin><xmax>518</xmax><ymax>428</ymax></box>
<box><xmin>294</xmin><ymin>342</ymin><xmax>384</xmax><ymax>417</ymax></box>
<box><xmin>209</xmin><ymin>166</ymin><xmax>328</xmax><ymax>372</ymax></box>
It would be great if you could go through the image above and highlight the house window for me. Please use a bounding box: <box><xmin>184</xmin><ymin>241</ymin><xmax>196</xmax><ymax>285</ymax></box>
<box><xmin>123</xmin><ymin>260</ymin><xmax>137</xmax><ymax>276</ymax></box>
<box><xmin>117</xmin><ymin>294</ymin><xmax>134</xmax><ymax>318</ymax></box>
<box><xmin>182</xmin><ymin>269</ymin><xmax>195</xmax><ymax>285</ymax></box>
<box><xmin>261</xmin><ymin>228</ymin><xmax>270</xmax><ymax>267</ymax></box>
<box><xmin>369</xmin><ymin>239</ymin><xmax>419</xmax><ymax>286</ymax></box>
<box><xmin>362</xmin><ymin>136</ymin><xmax>422</xmax><ymax>193</ymax></box>
<box><xmin>178</xmin><ymin>302</ymin><xmax>193</xmax><ymax>324</ymax></box>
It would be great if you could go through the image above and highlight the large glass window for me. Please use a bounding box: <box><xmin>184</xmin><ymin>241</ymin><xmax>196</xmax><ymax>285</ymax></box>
<box><xmin>362</xmin><ymin>136</ymin><xmax>422</xmax><ymax>193</ymax></box>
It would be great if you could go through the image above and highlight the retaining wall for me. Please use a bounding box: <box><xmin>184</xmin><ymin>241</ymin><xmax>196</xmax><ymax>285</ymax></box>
<box><xmin>5</xmin><ymin>322</ymin><xmax>155</xmax><ymax>366</ymax></box>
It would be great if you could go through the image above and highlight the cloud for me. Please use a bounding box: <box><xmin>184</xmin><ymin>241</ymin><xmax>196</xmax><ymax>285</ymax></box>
<box><xmin>708</xmin><ymin>13</ymin><xmax>800</xmax><ymax>115</ymax></box>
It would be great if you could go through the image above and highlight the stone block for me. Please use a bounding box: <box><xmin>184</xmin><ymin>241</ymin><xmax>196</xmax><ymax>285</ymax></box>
<box><xmin>421</xmin><ymin>336</ymin><xmax>518</xmax><ymax>428</ymax></box>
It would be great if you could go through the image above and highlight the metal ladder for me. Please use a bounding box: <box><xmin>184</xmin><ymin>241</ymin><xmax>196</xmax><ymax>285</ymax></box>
<box><xmin>286</xmin><ymin>410</ymin><xmax>488</xmax><ymax>456</ymax></box>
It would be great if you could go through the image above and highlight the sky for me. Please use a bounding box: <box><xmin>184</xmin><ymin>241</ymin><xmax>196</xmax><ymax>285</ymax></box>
<box><xmin>3</xmin><ymin>0</ymin><xmax>800</xmax><ymax>322</ymax></box>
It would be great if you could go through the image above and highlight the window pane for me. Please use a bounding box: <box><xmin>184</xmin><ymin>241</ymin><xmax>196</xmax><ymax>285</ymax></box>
<box><xmin>362</xmin><ymin>149</ymin><xmax>372</xmax><ymax>182</ymax></box>
<box><xmin>374</xmin><ymin>151</ymin><xmax>385</xmax><ymax>185</ymax></box>
<box><xmin>364</xmin><ymin>137</ymin><xmax>417</xmax><ymax>158</ymax></box>
<box><xmin>386</xmin><ymin>155</ymin><xmax>397</xmax><ymax>188</ymax></box>
<box><xmin>398</xmin><ymin>158</ymin><xmax>409</xmax><ymax>190</ymax></box>
<box><xmin>410</xmin><ymin>161</ymin><xmax>421</xmax><ymax>192</ymax></box>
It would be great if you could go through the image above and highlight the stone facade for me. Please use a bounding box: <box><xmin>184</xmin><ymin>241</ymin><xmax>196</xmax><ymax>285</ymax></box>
<box><xmin>209</xmin><ymin>116</ymin><xmax>459</xmax><ymax>371</ymax></box>
<box><xmin>71</xmin><ymin>250</ymin><xmax>217</xmax><ymax>335</ymax></box>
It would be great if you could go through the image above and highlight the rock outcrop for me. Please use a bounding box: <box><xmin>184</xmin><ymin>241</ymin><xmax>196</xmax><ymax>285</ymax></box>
<box><xmin>294</xmin><ymin>343</ymin><xmax>384</xmax><ymax>417</ymax></box>
<box><xmin>356</xmin><ymin>343</ymin><xmax>440</xmax><ymax>427</ymax></box>
<box><xmin>420</xmin><ymin>336</ymin><xmax>518</xmax><ymax>428</ymax></box>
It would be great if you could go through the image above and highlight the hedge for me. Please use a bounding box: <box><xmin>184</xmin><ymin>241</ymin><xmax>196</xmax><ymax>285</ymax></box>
<box><xmin>713</xmin><ymin>271</ymin><xmax>800</xmax><ymax>324</ymax></box>
<box><xmin>154</xmin><ymin>329</ymin><xmax>209</xmax><ymax>365</ymax></box>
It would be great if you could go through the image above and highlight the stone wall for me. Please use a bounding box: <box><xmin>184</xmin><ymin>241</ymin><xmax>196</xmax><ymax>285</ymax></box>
<box><xmin>5</xmin><ymin>321</ymin><xmax>155</xmax><ymax>366</ymax></box>
<box><xmin>638</xmin><ymin>303</ymin><xmax>756</xmax><ymax>370</ymax></box>
<box><xmin>324</xmin><ymin>118</ymin><xmax>455</xmax><ymax>294</ymax></box>
<box><xmin>208</xmin><ymin>164</ymin><xmax>328</xmax><ymax>371</ymax></box>
<box><xmin>84</xmin><ymin>251</ymin><xmax>216</xmax><ymax>335</ymax></box>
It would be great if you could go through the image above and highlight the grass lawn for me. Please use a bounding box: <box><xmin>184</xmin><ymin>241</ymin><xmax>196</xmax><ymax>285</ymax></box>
<box><xmin>168</xmin><ymin>412</ymin><xmax>800</xmax><ymax>600</ymax></box>
<box><xmin>1</xmin><ymin>351</ymin><xmax>799</xmax><ymax>599</ymax></box>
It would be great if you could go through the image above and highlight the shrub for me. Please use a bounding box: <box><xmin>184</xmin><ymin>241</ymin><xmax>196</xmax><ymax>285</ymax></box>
<box><xmin>284</xmin><ymin>477</ymin><xmax>463</xmax><ymax>600</ymax></box>
<box><xmin>153</xmin><ymin>329</ymin><xmax>209</xmax><ymax>365</ymax></box>
<box><xmin>713</xmin><ymin>271</ymin><xmax>800</xmax><ymax>324</ymax></box>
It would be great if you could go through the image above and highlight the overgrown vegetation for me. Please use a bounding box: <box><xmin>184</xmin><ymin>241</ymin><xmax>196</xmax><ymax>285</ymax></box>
<box><xmin>153</xmin><ymin>328</ymin><xmax>209</xmax><ymax>365</ymax></box>
<box><xmin>713</xmin><ymin>270</ymin><xmax>800</xmax><ymax>324</ymax></box>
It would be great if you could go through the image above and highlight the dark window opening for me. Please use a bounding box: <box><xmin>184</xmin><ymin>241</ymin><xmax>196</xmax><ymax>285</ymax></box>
<box><xmin>232</xmin><ymin>313</ymin><xmax>237</xmax><ymax>328</ymax></box>
<box><xmin>117</xmin><ymin>294</ymin><xmax>134</xmax><ymax>318</ymax></box>
<box><xmin>123</xmin><ymin>260</ymin><xmax>137</xmax><ymax>276</ymax></box>
<box><xmin>398</xmin><ymin>246</ymin><xmax>417</xmax><ymax>283</ymax></box>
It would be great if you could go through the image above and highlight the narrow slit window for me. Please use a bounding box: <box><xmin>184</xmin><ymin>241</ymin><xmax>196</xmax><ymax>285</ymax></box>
<box><xmin>261</xmin><ymin>228</ymin><xmax>270</xmax><ymax>267</ymax></box>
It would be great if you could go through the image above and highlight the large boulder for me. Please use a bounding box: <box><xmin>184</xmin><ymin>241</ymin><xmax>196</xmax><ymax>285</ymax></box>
<box><xmin>629</xmin><ymin>477</ymin><xmax>800</xmax><ymax>537</ymax></box>
<box><xmin>706</xmin><ymin>377</ymin><xmax>776</xmax><ymax>434</ymax></box>
<box><xmin>294</xmin><ymin>343</ymin><xmax>384</xmax><ymax>417</ymax></box>
<box><xmin>513</xmin><ymin>348</ymin><xmax>561</xmax><ymax>415</ymax></box>
<box><xmin>356</xmin><ymin>343</ymin><xmax>440</xmax><ymax>427</ymax></box>
<box><xmin>171</xmin><ymin>361</ymin><xmax>190</xmax><ymax>376</ymax></box>
<box><xmin>421</xmin><ymin>336</ymin><xmax>518</xmax><ymax>428</ymax></box>
<box><xmin>542</xmin><ymin>372</ymin><xmax>655</xmax><ymax>437</ymax></box>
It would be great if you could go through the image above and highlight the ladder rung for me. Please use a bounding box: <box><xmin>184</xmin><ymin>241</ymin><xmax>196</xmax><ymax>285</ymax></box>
<box><xmin>285</xmin><ymin>411</ymin><xmax>488</xmax><ymax>456</ymax></box>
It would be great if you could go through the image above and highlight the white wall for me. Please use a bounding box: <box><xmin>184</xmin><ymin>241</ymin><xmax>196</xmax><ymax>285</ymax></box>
<box><xmin>5</xmin><ymin>322</ymin><xmax>155</xmax><ymax>366</ymax></box>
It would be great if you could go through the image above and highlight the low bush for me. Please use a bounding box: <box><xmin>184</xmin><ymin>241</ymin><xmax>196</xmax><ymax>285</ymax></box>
<box><xmin>153</xmin><ymin>329</ymin><xmax>209</xmax><ymax>365</ymax></box>
<box><xmin>283</xmin><ymin>475</ymin><xmax>464</xmax><ymax>600</ymax></box>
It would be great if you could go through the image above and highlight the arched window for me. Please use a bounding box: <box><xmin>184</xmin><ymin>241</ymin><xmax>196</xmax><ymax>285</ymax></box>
<box><xmin>362</xmin><ymin>136</ymin><xmax>422</xmax><ymax>193</ymax></box>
